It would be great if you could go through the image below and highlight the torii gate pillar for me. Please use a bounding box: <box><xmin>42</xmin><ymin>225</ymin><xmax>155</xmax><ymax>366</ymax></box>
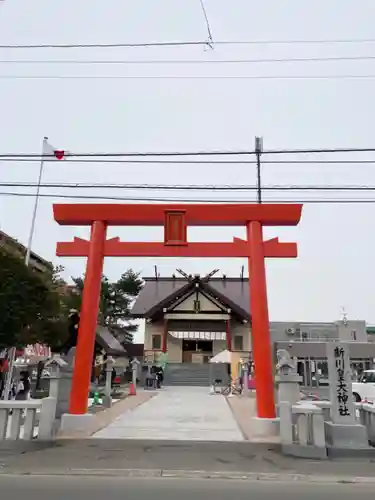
<box><xmin>69</xmin><ymin>221</ymin><xmax>106</xmax><ymax>414</ymax></box>
<box><xmin>247</xmin><ymin>221</ymin><xmax>275</xmax><ymax>418</ymax></box>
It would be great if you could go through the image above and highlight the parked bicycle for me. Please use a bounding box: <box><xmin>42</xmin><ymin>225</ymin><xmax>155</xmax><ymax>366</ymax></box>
<box><xmin>220</xmin><ymin>380</ymin><xmax>243</xmax><ymax>396</ymax></box>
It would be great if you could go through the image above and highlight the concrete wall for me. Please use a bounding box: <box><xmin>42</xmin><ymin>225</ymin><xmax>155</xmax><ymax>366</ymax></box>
<box><xmin>144</xmin><ymin>321</ymin><xmax>163</xmax><ymax>351</ymax></box>
<box><xmin>276</xmin><ymin>341</ymin><xmax>375</xmax><ymax>359</ymax></box>
<box><xmin>231</xmin><ymin>321</ymin><xmax>251</xmax><ymax>352</ymax></box>
<box><xmin>337</xmin><ymin>320</ymin><xmax>367</xmax><ymax>342</ymax></box>
<box><xmin>269</xmin><ymin>320</ymin><xmax>367</xmax><ymax>344</ymax></box>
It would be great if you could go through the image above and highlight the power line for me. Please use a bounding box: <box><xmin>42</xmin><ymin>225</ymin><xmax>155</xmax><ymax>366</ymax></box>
<box><xmin>2</xmin><ymin>147</ymin><xmax>375</xmax><ymax>158</ymax></box>
<box><xmin>2</xmin><ymin>38</ymin><xmax>375</xmax><ymax>49</ymax></box>
<box><xmin>2</xmin><ymin>158</ymin><xmax>257</xmax><ymax>164</ymax></box>
<box><xmin>3</xmin><ymin>55</ymin><xmax>375</xmax><ymax>65</ymax></box>
<box><xmin>0</xmin><ymin>41</ymin><xmax>208</xmax><ymax>49</ymax></box>
<box><xmin>0</xmin><ymin>149</ymin><xmax>253</xmax><ymax>158</ymax></box>
<box><xmin>262</xmin><ymin>147</ymin><xmax>375</xmax><ymax>155</ymax></box>
<box><xmin>2</xmin><ymin>74</ymin><xmax>375</xmax><ymax>80</ymax></box>
<box><xmin>0</xmin><ymin>190</ymin><xmax>375</xmax><ymax>204</ymax></box>
<box><xmin>2</xmin><ymin>158</ymin><xmax>375</xmax><ymax>165</ymax></box>
<box><xmin>2</xmin><ymin>181</ymin><xmax>375</xmax><ymax>191</ymax></box>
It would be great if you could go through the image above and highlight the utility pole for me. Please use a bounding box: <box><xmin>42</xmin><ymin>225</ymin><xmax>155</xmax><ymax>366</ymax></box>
<box><xmin>255</xmin><ymin>136</ymin><xmax>263</xmax><ymax>203</ymax></box>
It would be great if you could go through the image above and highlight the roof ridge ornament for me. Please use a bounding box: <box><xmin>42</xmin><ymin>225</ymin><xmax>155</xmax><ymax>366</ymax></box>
<box><xmin>202</xmin><ymin>269</ymin><xmax>219</xmax><ymax>282</ymax></box>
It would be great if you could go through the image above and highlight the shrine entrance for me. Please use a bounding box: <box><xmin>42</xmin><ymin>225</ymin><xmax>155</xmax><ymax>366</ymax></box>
<box><xmin>182</xmin><ymin>338</ymin><xmax>214</xmax><ymax>363</ymax></box>
<box><xmin>54</xmin><ymin>202</ymin><xmax>303</xmax><ymax>420</ymax></box>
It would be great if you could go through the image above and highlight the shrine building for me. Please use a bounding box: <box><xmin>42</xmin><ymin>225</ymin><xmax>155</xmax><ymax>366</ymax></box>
<box><xmin>131</xmin><ymin>274</ymin><xmax>251</xmax><ymax>366</ymax></box>
<box><xmin>131</xmin><ymin>273</ymin><xmax>375</xmax><ymax>387</ymax></box>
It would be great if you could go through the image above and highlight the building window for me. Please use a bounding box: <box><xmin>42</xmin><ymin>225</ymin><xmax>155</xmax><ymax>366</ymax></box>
<box><xmin>351</xmin><ymin>331</ymin><xmax>357</xmax><ymax>341</ymax></box>
<box><xmin>234</xmin><ymin>335</ymin><xmax>243</xmax><ymax>351</ymax></box>
<box><xmin>152</xmin><ymin>334</ymin><xmax>161</xmax><ymax>350</ymax></box>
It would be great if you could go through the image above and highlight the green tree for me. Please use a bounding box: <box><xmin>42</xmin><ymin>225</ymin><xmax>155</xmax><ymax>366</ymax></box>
<box><xmin>67</xmin><ymin>269</ymin><xmax>143</xmax><ymax>345</ymax></box>
<box><xmin>0</xmin><ymin>247</ymin><xmax>66</xmax><ymax>349</ymax></box>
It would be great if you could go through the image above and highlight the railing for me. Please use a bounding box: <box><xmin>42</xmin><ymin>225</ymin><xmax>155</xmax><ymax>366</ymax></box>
<box><xmin>280</xmin><ymin>400</ymin><xmax>375</xmax><ymax>454</ymax></box>
<box><xmin>313</xmin><ymin>399</ymin><xmax>372</xmax><ymax>425</ymax></box>
<box><xmin>0</xmin><ymin>397</ymin><xmax>56</xmax><ymax>441</ymax></box>
<box><xmin>279</xmin><ymin>401</ymin><xmax>326</xmax><ymax>450</ymax></box>
<box><xmin>359</xmin><ymin>402</ymin><xmax>375</xmax><ymax>446</ymax></box>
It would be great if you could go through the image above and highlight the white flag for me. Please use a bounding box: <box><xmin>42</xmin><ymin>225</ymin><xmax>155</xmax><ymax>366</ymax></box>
<box><xmin>42</xmin><ymin>138</ymin><xmax>69</xmax><ymax>160</ymax></box>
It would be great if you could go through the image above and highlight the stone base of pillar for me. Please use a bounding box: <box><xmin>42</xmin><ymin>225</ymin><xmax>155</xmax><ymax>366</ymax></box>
<box><xmin>324</xmin><ymin>421</ymin><xmax>369</xmax><ymax>449</ymax></box>
<box><xmin>251</xmin><ymin>417</ymin><xmax>280</xmax><ymax>438</ymax></box>
<box><xmin>282</xmin><ymin>443</ymin><xmax>327</xmax><ymax>459</ymax></box>
<box><xmin>60</xmin><ymin>413</ymin><xmax>95</xmax><ymax>433</ymax></box>
<box><xmin>102</xmin><ymin>395</ymin><xmax>112</xmax><ymax>408</ymax></box>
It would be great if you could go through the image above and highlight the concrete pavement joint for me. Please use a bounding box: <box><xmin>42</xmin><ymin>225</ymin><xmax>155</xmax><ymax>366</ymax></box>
<box><xmin>161</xmin><ymin>470</ymin><xmax>375</xmax><ymax>483</ymax></box>
<box><xmin>224</xmin><ymin>396</ymin><xmax>249</xmax><ymax>441</ymax></box>
<box><xmin>1</xmin><ymin>468</ymin><xmax>375</xmax><ymax>484</ymax></box>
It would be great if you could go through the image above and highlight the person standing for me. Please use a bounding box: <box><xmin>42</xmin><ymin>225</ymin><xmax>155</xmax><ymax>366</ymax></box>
<box><xmin>15</xmin><ymin>370</ymin><xmax>31</xmax><ymax>401</ymax></box>
<box><xmin>157</xmin><ymin>366</ymin><xmax>164</xmax><ymax>388</ymax></box>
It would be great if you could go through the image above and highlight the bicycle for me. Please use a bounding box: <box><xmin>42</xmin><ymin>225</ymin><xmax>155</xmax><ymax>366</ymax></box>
<box><xmin>220</xmin><ymin>381</ymin><xmax>243</xmax><ymax>396</ymax></box>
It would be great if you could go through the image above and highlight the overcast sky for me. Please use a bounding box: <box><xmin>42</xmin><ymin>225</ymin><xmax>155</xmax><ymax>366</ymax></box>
<box><xmin>1</xmin><ymin>0</ymin><xmax>375</xmax><ymax>340</ymax></box>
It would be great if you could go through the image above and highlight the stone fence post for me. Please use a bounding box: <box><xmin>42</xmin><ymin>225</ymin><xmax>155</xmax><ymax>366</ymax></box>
<box><xmin>38</xmin><ymin>396</ymin><xmax>57</xmax><ymax>440</ymax></box>
<box><xmin>102</xmin><ymin>356</ymin><xmax>114</xmax><ymax>408</ymax></box>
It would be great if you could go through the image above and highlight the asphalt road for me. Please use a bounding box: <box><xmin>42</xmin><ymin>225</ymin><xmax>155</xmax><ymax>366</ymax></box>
<box><xmin>2</xmin><ymin>440</ymin><xmax>375</xmax><ymax>478</ymax></box>
<box><xmin>0</xmin><ymin>476</ymin><xmax>374</xmax><ymax>500</ymax></box>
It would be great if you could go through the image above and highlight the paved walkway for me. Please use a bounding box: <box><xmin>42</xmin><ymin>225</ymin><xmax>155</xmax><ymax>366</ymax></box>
<box><xmin>92</xmin><ymin>387</ymin><xmax>245</xmax><ymax>441</ymax></box>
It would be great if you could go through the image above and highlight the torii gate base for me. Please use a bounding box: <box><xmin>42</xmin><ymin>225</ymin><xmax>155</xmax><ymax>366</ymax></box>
<box><xmin>54</xmin><ymin>203</ymin><xmax>302</xmax><ymax>427</ymax></box>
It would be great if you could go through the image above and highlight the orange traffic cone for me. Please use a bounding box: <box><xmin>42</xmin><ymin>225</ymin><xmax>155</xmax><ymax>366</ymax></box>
<box><xmin>128</xmin><ymin>382</ymin><xmax>136</xmax><ymax>396</ymax></box>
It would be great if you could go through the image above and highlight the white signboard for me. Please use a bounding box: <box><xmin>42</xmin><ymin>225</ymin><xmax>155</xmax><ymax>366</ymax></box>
<box><xmin>326</xmin><ymin>343</ymin><xmax>355</xmax><ymax>424</ymax></box>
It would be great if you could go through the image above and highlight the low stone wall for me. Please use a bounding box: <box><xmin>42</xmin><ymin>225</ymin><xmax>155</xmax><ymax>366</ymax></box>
<box><xmin>279</xmin><ymin>400</ymin><xmax>375</xmax><ymax>458</ymax></box>
<box><xmin>0</xmin><ymin>397</ymin><xmax>56</xmax><ymax>441</ymax></box>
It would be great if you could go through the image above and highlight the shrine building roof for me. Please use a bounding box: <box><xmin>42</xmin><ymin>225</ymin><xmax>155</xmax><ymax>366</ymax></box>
<box><xmin>131</xmin><ymin>276</ymin><xmax>250</xmax><ymax>320</ymax></box>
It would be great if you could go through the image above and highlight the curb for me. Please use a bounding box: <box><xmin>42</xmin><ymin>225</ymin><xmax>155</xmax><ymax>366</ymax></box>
<box><xmin>1</xmin><ymin>468</ymin><xmax>375</xmax><ymax>484</ymax></box>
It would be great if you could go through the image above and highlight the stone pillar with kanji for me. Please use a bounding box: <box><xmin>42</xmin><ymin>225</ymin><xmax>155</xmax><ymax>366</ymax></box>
<box><xmin>325</xmin><ymin>343</ymin><xmax>368</xmax><ymax>449</ymax></box>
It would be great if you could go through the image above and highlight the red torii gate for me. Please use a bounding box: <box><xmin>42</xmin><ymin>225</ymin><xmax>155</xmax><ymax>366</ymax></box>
<box><xmin>54</xmin><ymin>203</ymin><xmax>303</xmax><ymax>419</ymax></box>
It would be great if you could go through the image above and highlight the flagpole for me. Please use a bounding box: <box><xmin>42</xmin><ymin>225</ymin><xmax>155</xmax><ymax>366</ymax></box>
<box><xmin>25</xmin><ymin>136</ymin><xmax>48</xmax><ymax>267</ymax></box>
<box><xmin>2</xmin><ymin>347</ymin><xmax>16</xmax><ymax>400</ymax></box>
